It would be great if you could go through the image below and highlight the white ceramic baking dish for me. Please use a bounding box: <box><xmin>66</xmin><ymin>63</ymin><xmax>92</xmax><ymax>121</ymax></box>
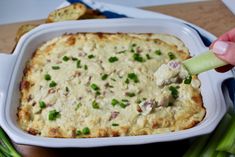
<box><xmin>0</xmin><ymin>18</ymin><xmax>232</xmax><ymax>147</ymax></box>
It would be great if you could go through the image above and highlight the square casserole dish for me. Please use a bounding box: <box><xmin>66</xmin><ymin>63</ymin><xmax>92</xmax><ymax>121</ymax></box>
<box><xmin>0</xmin><ymin>18</ymin><xmax>232</xmax><ymax>147</ymax></box>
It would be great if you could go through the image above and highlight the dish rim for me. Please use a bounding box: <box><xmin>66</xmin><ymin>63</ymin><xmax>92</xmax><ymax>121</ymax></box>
<box><xmin>0</xmin><ymin>18</ymin><xmax>231</xmax><ymax>147</ymax></box>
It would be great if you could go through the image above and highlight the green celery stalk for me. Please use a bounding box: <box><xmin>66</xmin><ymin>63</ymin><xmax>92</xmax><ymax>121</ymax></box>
<box><xmin>200</xmin><ymin>114</ymin><xmax>232</xmax><ymax>157</ymax></box>
<box><xmin>0</xmin><ymin>128</ymin><xmax>21</xmax><ymax>157</ymax></box>
<box><xmin>216</xmin><ymin>151</ymin><xmax>230</xmax><ymax>157</ymax></box>
<box><xmin>183</xmin><ymin>50</ymin><xmax>227</xmax><ymax>75</ymax></box>
<box><xmin>225</xmin><ymin>141</ymin><xmax>235</xmax><ymax>154</ymax></box>
<box><xmin>217</xmin><ymin>114</ymin><xmax>235</xmax><ymax>152</ymax></box>
<box><xmin>182</xmin><ymin>135</ymin><xmax>211</xmax><ymax>157</ymax></box>
<box><xmin>0</xmin><ymin>150</ymin><xmax>6</xmax><ymax>157</ymax></box>
<box><xmin>0</xmin><ymin>144</ymin><xmax>11</xmax><ymax>156</ymax></box>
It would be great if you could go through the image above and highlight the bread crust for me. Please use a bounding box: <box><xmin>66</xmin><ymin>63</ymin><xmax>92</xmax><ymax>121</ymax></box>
<box><xmin>46</xmin><ymin>3</ymin><xmax>87</xmax><ymax>23</ymax></box>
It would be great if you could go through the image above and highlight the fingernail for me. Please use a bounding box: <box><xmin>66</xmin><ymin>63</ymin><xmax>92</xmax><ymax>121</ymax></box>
<box><xmin>213</xmin><ymin>41</ymin><xmax>229</xmax><ymax>55</ymax></box>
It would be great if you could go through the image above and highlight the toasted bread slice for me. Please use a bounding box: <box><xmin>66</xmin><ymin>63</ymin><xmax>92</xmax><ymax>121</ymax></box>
<box><xmin>15</xmin><ymin>24</ymin><xmax>37</xmax><ymax>43</ymax></box>
<box><xmin>46</xmin><ymin>3</ymin><xmax>87</xmax><ymax>23</ymax></box>
<box><xmin>80</xmin><ymin>9</ymin><xmax>106</xmax><ymax>19</ymax></box>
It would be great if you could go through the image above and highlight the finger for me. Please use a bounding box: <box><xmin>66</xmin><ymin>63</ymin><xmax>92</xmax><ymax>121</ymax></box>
<box><xmin>212</xmin><ymin>41</ymin><xmax>235</xmax><ymax>65</ymax></box>
<box><xmin>209</xmin><ymin>39</ymin><xmax>218</xmax><ymax>49</ymax></box>
<box><xmin>209</xmin><ymin>28</ymin><xmax>235</xmax><ymax>48</ymax></box>
<box><xmin>217</xmin><ymin>28</ymin><xmax>235</xmax><ymax>41</ymax></box>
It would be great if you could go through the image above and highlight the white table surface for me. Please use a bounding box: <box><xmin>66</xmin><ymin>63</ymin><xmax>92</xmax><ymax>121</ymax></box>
<box><xmin>0</xmin><ymin>0</ymin><xmax>207</xmax><ymax>25</ymax></box>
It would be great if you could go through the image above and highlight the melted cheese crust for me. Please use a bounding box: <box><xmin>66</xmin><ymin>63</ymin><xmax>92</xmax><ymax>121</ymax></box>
<box><xmin>18</xmin><ymin>33</ymin><xmax>205</xmax><ymax>138</ymax></box>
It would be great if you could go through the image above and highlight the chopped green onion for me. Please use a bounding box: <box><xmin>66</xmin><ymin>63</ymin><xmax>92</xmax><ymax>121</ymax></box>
<box><xmin>108</xmin><ymin>56</ymin><xmax>118</xmax><ymax>63</ymax></box>
<box><xmin>48</xmin><ymin>110</ymin><xmax>60</xmax><ymax>121</ymax></box>
<box><xmin>135</xmin><ymin>99</ymin><xmax>142</xmax><ymax>104</ymax></box>
<box><xmin>52</xmin><ymin>66</ymin><xmax>60</xmax><ymax>70</ymax></box>
<box><xmin>125</xmin><ymin>92</ymin><xmax>136</xmax><ymax>97</ymax></box>
<box><xmin>65</xmin><ymin>87</ymin><xmax>69</xmax><ymax>92</ymax></box>
<box><xmin>111</xmin><ymin>99</ymin><xmax>119</xmax><ymax>106</ymax></box>
<box><xmin>95</xmin><ymin>91</ymin><xmax>101</xmax><ymax>96</ymax></box>
<box><xmin>133</xmin><ymin>53</ymin><xmax>144</xmax><ymax>62</ymax></box>
<box><xmin>76</xmin><ymin>60</ymin><xmax>81</xmax><ymax>68</ymax></box>
<box><xmin>82</xmin><ymin>127</ymin><xmax>90</xmax><ymax>135</ymax></box>
<box><xmin>88</xmin><ymin>54</ymin><xmax>95</xmax><ymax>59</ymax></box>
<box><xmin>168</xmin><ymin>52</ymin><xmax>176</xmax><ymax>60</ymax></box>
<box><xmin>118</xmin><ymin>50</ymin><xmax>126</xmax><ymax>54</ymax></box>
<box><xmin>44</xmin><ymin>74</ymin><xmax>51</xmax><ymax>81</ymax></box>
<box><xmin>111</xmin><ymin>99</ymin><xmax>128</xmax><ymax>108</ymax></box>
<box><xmin>111</xmin><ymin>78</ymin><xmax>116</xmax><ymax>82</ymax></box>
<box><xmin>169</xmin><ymin>86</ymin><xmax>178</xmax><ymax>99</ymax></box>
<box><xmin>75</xmin><ymin>103</ymin><xmax>82</xmax><ymax>111</ymax></box>
<box><xmin>92</xmin><ymin>100</ymin><xmax>100</xmax><ymax>109</ymax></box>
<box><xmin>112</xmin><ymin>123</ymin><xmax>119</xmax><ymax>126</ymax></box>
<box><xmin>105</xmin><ymin>83</ymin><xmax>114</xmax><ymax>88</ymax></box>
<box><xmin>155</xmin><ymin>50</ymin><xmax>162</xmax><ymax>55</ymax></box>
<box><xmin>121</xmin><ymin>99</ymin><xmax>129</xmax><ymax>102</ymax></box>
<box><xmin>62</xmin><ymin>56</ymin><xmax>69</xmax><ymax>61</ymax></box>
<box><xmin>130</xmin><ymin>48</ymin><xmax>135</xmax><ymax>53</ymax></box>
<box><xmin>146</xmin><ymin>54</ymin><xmax>151</xmax><ymax>60</ymax></box>
<box><xmin>128</xmin><ymin>73</ymin><xmax>139</xmax><ymax>83</ymax></box>
<box><xmin>90</xmin><ymin>83</ymin><xmax>100</xmax><ymax>91</ymax></box>
<box><xmin>72</xmin><ymin>57</ymin><xmax>78</xmax><ymax>61</ymax></box>
<box><xmin>132</xmin><ymin>43</ymin><xmax>137</xmax><ymax>47</ymax></box>
<box><xmin>119</xmin><ymin>102</ymin><xmax>127</xmax><ymax>108</ymax></box>
<box><xmin>168</xmin><ymin>102</ymin><xmax>174</xmax><ymax>106</ymax></box>
<box><xmin>49</xmin><ymin>81</ymin><xmax>57</xmax><ymax>87</ymax></box>
<box><xmin>39</xmin><ymin>101</ymin><xmax>46</xmax><ymax>109</ymax></box>
<box><xmin>125</xmin><ymin>78</ymin><xmax>130</xmax><ymax>84</ymax></box>
<box><xmin>184</xmin><ymin>75</ymin><xmax>192</xmax><ymax>84</ymax></box>
<box><xmin>101</xmin><ymin>74</ymin><xmax>108</xmax><ymax>80</ymax></box>
<box><xmin>76</xmin><ymin>130</ymin><xmax>82</xmax><ymax>135</ymax></box>
<box><xmin>84</xmin><ymin>65</ymin><xmax>88</xmax><ymax>70</ymax></box>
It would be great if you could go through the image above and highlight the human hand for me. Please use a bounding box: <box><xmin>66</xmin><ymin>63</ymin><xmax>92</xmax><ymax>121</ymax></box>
<box><xmin>210</xmin><ymin>28</ymin><xmax>235</xmax><ymax>72</ymax></box>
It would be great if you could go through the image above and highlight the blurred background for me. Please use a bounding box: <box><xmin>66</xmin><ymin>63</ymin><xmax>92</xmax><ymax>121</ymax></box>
<box><xmin>0</xmin><ymin>0</ymin><xmax>211</xmax><ymax>25</ymax></box>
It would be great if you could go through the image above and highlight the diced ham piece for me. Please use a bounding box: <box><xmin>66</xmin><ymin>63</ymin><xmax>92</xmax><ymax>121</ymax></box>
<box><xmin>109</xmin><ymin>111</ymin><xmax>119</xmax><ymax>120</ymax></box>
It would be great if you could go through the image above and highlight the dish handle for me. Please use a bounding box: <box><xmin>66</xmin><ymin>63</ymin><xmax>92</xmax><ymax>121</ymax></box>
<box><xmin>0</xmin><ymin>53</ymin><xmax>17</xmax><ymax>122</ymax></box>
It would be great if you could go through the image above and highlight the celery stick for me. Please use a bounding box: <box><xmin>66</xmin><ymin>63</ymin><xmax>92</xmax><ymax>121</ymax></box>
<box><xmin>183</xmin><ymin>50</ymin><xmax>227</xmax><ymax>75</ymax></box>
<box><xmin>216</xmin><ymin>151</ymin><xmax>230</xmax><ymax>157</ymax></box>
<box><xmin>201</xmin><ymin>114</ymin><xmax>232</xmax><ymax>157</ymax></box>
<box><xmin>217</xmin><ymin>115</ymin><xmax>235</xmax><ymax>152</ymax></box>
<box><xmin>0</xmin><ymin>150</ymin><xmax>6</xmax><ymax>157</ymax></box>
<box><xmin>0</xmin><ymin>128</ymin><xmax>21</xmax><ymax>157</ymax></box>
<box><xmin>182</xmin><ymin>135</ymin><xmax>211</xmax><ymax>157</ymax></box>
<box><xmin>226</xmin><ymin>141</ymin><xmax>235</xmax><ymax>154</ymax></box>
<box><xmin>0</xmin><ymin>145</ymin><xmax>10</xmax><ymax>157</ymax></box>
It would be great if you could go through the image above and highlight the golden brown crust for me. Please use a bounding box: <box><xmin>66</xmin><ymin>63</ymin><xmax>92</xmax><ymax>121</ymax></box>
<box><xmin>80</xmin><ymin>9</ymin><xmax>106</xmax><ymax>19</ymax></box>
<box><xmin>18</xmin><ymin>33</ymin><xmax>205</xmax><ymax>138</ymax></box>
<box><xmin>66</xmin><ymin>36</ymin><xmax>76</xmax><ymax>46</ymax></box>
<box><xmin>15</xmin><ymin>24</ymin><xmax>38</xmax><ymax>43</ymax></box>
<box><xmin>48</xmin><ymin>127</ymin><xmax>62</xmax><ymax>138</ymax></box>
<box><xmin>46</xmin><ymin>3</ymin><xmax>87</xmax><ymax>23</ymax></box>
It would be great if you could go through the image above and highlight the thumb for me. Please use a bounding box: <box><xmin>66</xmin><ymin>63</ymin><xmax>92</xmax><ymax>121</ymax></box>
<box><xmin>212</xmin><ymin>40</ymin><xmax>235</xmax><ymax>65</ymax></box>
